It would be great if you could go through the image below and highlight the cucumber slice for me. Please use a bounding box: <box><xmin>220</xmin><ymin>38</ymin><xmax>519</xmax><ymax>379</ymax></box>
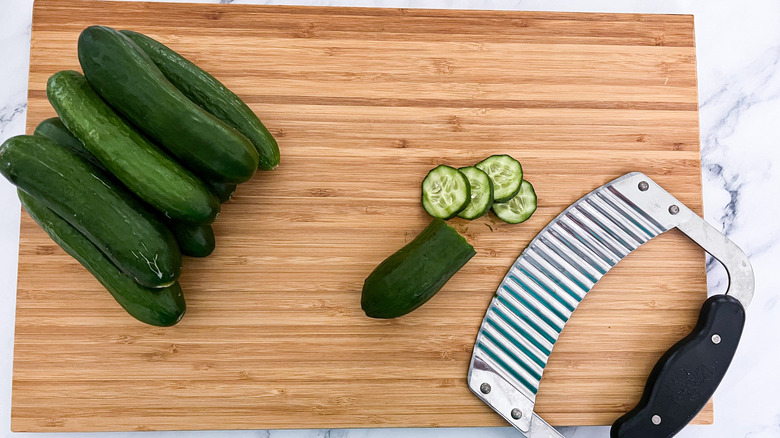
<box><xmin>457</xmin><ymin>166</ymin><xmax>494</xmax><ymax>220</ymax></box>
<box><xmin>421</xmin><ymin>165</ymin><xmax>471</xmax><ymax>219</ymax></box>
<box><xmin>492</xmin><ymin>180</ymin><xmax>537</xmax><ymax>224</ymax></box>
<box><xmin>476</xmin><ymin>155</ymin><xmax>523</xmax><ymax>202</ymax></box>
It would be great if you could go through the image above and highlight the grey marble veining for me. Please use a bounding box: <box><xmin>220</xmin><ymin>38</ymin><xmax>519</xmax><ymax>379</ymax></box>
<box><xmin>1</xmin><ymin>0</ymin><xmax>779</xmax><ymax>437</ymax></box>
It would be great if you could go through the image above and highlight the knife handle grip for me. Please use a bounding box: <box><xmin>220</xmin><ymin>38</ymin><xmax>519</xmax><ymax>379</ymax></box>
<box><xmin>610</xmin><ymin>294</ymin><xmax>745</xmax><ymax>438</ymax></box>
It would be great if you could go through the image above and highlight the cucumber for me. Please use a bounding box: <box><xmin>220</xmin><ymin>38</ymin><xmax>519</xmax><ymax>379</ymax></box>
<box><xmin>33</xmin><ymin>117</ymin><xmax>107</xmax><ymax>173</ymax></box>
<box><xmin>361</xmin><ymin>219</ymin><xmax>476</xmax><ymax>319</ymax></box>
<box><xmin>492</xmin><ymin>180</ymin><xmax>537</xmax><ymax>224</ymax></box>
<box><xmin>476</xmin><ymin>154</ymin><xmax>523</xmax><ymax>202</ymax></box>
<box><xmin>171</xmin><ymin>222</ymin><xmax>215</xmax><ymax>258</ymax></box>
<box><xmin>0</xmin><ymin>135</ymin><xmax>181</xmax><ymax>288</ymax></box>
<box><xmin>457</xmin><ymin>166</ymin><xmax>494</xmax><ymax>220</ymax></box>
<box><xmin>19</xmin><ymin>190</ymin><xmax>186</xmax><ymax>326</ymax></box>
<box><xmin>209</xmin><ymin>182</ymin><xmax>237</xmax><ymax>204</ymax></box>
<box><xmin>421</xmin><ymin>165</ymin><xmax>471</xmax><ymax>220</ymax></box>
<box><xmin>121</xmin><ymin>30</ymin><xmax>280</xmax><ymax>171</ymax></box>
<box><xmin>77</xmin><ymin>26</ymin><xmax>259</xmax><ymax>184</ymax></box>
<box><xmin>47</xmin><ymin>70</ymin><xmax>220</xmax><ymax>224</ymax></box>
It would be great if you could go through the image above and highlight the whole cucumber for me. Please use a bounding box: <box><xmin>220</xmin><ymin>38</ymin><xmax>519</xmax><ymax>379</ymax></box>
<box><xmin>171</xmin><ymin>222</ymin><xmax>216</xmax><ymax>258</ymax></box>
<box><xmin>361</xmin><ymin>219</ymin><xmax>476</xmax><ymax>318</ymax></box>
<box><xmin>19</xmin><ymin>190</ymin><xmax>186</xmax><ymax>326</ymax></box>
<box><xmin>0</xmin><ymin>135</ymin><xmax>182</xmax><ymax>288</ymax></box>
<box><xmin>78</xmin><ymin>25</ymin><xmax>259</xmax><ymax>183</ymax></box>
<box><xmin>121</xmin><ymin>30</ymin><xmax>280</xmax><ymax>171</ymax></box>
<box><xmin>47</xmin><ymin>70</ymin><xmax>220</xmax><ymax>224</ymax></box>
<box><xmin>33</xmin><ymin>117</ymin><xmax>107</xmax><ymax>173</ymax></box>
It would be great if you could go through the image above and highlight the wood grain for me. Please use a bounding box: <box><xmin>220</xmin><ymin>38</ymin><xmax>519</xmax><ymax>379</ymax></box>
<box><xmin>13</xmin><ymin>0</ymin><xmax>709</xmax><ymax>432</ymax></box>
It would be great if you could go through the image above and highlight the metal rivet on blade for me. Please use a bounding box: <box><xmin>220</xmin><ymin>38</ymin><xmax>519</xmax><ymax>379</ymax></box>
<box><xmin>638</xmin><ymin>181</ymin><xmax>649</xmax><ymax>191</ymax></box>
<box><xmin>511</xmin><ymin>408</ymin><xmax>522</xmax><ymax>420</ymax></box>
<box><xmin>652</xmin><ymin>415</ymin><xmax>662</xmax><ymax>425</ymax></box>
<box><xmin>669</xmin><ymin>205</ymin><xmax>680</xmax><ymax>215</ymax></box>
<box><xmin>480</xmin><ymin>383</ymin><xmax>491</xmax><ymax>394</ymax></box>
<box><xmin>712</xmin><ymin>334</ymin><xmax>722</xmax><ymax>344</ymax></box>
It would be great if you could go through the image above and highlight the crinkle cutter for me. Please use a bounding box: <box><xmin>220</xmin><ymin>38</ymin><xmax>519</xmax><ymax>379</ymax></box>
<box><xmin>468</xmin><ymin>172</ymin><xmax>753</xmax><ymax>438</ymax></box>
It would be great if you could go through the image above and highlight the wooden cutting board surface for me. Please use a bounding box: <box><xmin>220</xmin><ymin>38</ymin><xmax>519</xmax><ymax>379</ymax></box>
<box><xmin>13</xmin><ymin>0</ymin><xmax>709</xmax><ymax>432</ymax></box>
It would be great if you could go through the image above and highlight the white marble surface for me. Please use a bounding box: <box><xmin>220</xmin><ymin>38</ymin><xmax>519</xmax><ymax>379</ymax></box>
<box><xmin>1</xmin><ymin>0</ymin><xmax>779</xmax><ymax>437</ymax></box>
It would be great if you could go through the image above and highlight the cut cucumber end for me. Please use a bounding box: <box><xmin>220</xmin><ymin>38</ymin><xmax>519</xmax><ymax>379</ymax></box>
<box><xmin>457</xmin><ymin>166</ymin><xmax>494</xmax><ymax>220</ymax></box>
<box><xmin>492</xmin><ymin>180</ymin><xmax>537</xmax><ymax>224</ymax></box>
<box><xmin>476</xmin><ymin>154</ymin><xmax>523</xmax><ymax>202</ymax></box>
<box><xmin>361</xmin><ymin>218</ymin><xmax>476</xmax><ymax>319</ymax></box>
<box><xmin>421</xmin><ymin>165</ymin><xmax>471</xmax><ymax>219</ymax></box>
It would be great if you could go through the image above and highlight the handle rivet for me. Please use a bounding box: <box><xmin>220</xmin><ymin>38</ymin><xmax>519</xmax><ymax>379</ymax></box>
<box><xmin>712</xmin><ymin>334</ymin><xmax>722</xmax><ymax>344</ymax></box>
<box><xmin>511</xmin><ymin>408</ymin><xmax>523</xmax><ymax>420</ymax></box>
<box><xmin>652</xmin><ymin>415</ymin><xmax>662</xmax><ymax>425</ymax></box>
<box><xmin>669</xmin><ymin>205</ymin><xmax>680</xmax><ymax>215</ymax></box>
<box><xmin>638</xmin><ymin>181</ymin><xmax>649</xmax><ymax>191</ymax></box>
<box><xmin>480</xmin><ymin>383</ymin><xmax>491</xmax><ymax>394</ymax></box>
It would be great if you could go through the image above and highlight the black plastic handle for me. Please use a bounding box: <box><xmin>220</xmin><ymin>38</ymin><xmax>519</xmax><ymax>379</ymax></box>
<box><xmin>611</xmin><ymin>294</ymin><xmax>746</xmax><ymax>438</ymax></box>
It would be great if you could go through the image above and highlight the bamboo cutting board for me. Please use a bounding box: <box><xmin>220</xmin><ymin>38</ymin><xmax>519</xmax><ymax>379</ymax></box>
<box><xmin>13</xmin><ymin>0</ymin><xmax>709</xmax><ymax>432</ymax></box>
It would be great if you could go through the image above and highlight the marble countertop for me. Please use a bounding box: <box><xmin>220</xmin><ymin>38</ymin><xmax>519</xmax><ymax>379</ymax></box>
<box><xmin>1</xmin><ymin>0</ymin><xmax>778</xmax><ymax>437</ymax></box>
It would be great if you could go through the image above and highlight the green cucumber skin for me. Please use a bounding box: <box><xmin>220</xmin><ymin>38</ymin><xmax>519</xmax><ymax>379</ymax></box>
<box><xmin>209</xmin><ymin>182</ymin><xmax>237</xmax><ymax>203</ymax></box>
<box><xmin>78</xmin><ymin>26</ymin><xmax>259</xmax><ymax>183</ymax></box>
<box><xmin>33</xmin><ymin>117</ymin><xmax>107</xmax><ymax>173</ymax></box>
<box><xmin>47</xmin><ymin>71</ymin><xmax>220</xmax><ymax>224</ymax></box>
<box><xmin>172</xmin><ymin>222</ymin><xmax>216</xmax><ymax>258</ymax></box>
<box><xmin>361</xmin><ymin>219</ymin><xmax>476</xmax><ymax>319</ymax></box>
<box><xmin>19</xmin><ymin>190</ymin><xmax>186</xmax><ymax>326</ymax></box>
<box><xmin>121</xmin><ymin>30</ymin><xmax>280</xmax><ymax>171</ymax></box>
<box><xmin>0</xmin><ymin>135</ymin><xmax>182</xmax><ymax>288</ymax></box>
<box><xmin>495</xmin><ymin>186</ymin><xmax>522</xmax><ymax>203</ymax></box>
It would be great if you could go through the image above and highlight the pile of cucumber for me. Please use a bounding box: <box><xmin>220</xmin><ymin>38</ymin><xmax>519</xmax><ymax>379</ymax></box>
<box><xmin>421</xmin><ymin>154</ymin><xmax>537</xmax><ymax>224</ymax></box>
<box><xmin>0</xmin><ymin>26</ymin><xmax>279</xmax><ymax>326</ymax></box>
